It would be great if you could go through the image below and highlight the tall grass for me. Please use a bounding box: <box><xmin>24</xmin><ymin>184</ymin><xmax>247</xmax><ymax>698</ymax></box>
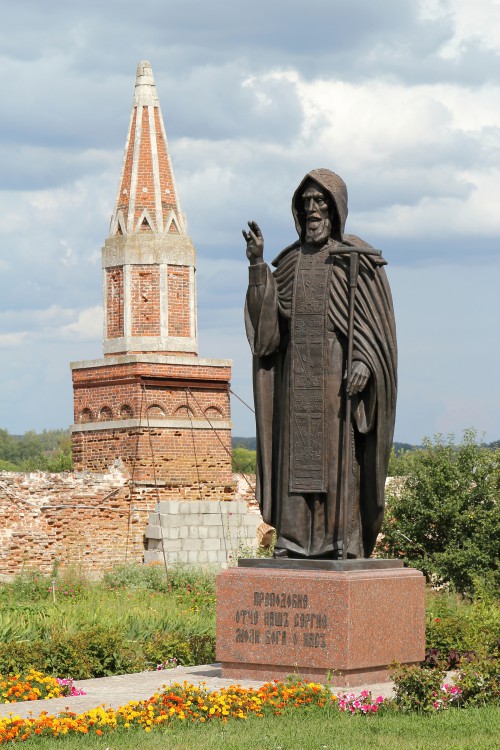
<box><xmin>0</xmin><ymin>564</ymin><xmax>216</xmax><ymax>643</ymax></box>
<box><xmin>0</xmin><ymin>564</ymin><xmax>217</xmax><ymax>676</ymax></box>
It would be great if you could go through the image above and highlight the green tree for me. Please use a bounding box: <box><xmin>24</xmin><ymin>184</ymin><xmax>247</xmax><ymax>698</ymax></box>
<box><xmin>0</xmin><ymin>428</ymin><xmax>73</xmax><ymax>472</ymax></box>
<box><xmin>380</xmin><ymin>429</ymin><xmax>500</xmax><ymax>597</ymax></box>
<box><xmin>232</xmin><ymin>446</ymin><xmax>256</xmax><ymax>474</ymax></box>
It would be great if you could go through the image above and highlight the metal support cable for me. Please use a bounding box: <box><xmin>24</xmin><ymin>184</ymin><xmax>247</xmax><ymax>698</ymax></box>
<box><xmin>125</xmin><ymin>386</ymin><xmax>146</xmax><ymax>561</ymax></box>
<box><xmin>229</xmin><ymin>388</ymin><xmax>255</xmax><ymax>414</ymax></box>
<box><xmin>185</xmin><ymin>387</ymin><xmax>255</xmax><ymax>491</ymax></box>
<box><xmin>185</xmin><ymin>390</ymin><xmax>203</xmax><ymax>500</ymax></box>
<box><xmin>143</xmin><ymin>384</ymin><xmax>169</xmax><ymax>588</ymax></box>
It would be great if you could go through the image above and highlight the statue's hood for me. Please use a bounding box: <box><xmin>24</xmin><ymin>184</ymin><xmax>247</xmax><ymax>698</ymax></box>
<box><xmin>292</xmin><ymin>168</ymin><xmax>348</xmax><ymax>242</ymax></box>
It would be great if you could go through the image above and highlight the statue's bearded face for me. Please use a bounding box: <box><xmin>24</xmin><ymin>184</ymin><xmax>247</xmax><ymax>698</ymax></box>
<box><xmin>301</xmin><ymin>183</ymin><xmax>332</xmax><ymax>247</ymax></box>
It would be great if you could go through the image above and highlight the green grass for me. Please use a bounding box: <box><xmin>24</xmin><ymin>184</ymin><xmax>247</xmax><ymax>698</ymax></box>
<box><xmin>14</xmin><ymin>706</ymin><xmax>500</xmax><ymax>750</ymax></box>
<box><xmin>0</xmin><ymin>565</ymin><xmax>216</xmax><ymax>642</ymax></box>
<box><xmin>0</xmin><ymin>565</ymin><xmax>218</xmax><ymax>677</ymax></box>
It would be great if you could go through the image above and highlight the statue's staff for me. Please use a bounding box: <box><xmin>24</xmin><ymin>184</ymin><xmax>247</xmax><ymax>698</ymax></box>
<box><xmin>329</xmin><ymin>244</ymin><xmax>382</xmax><ymax>559</ymax></box>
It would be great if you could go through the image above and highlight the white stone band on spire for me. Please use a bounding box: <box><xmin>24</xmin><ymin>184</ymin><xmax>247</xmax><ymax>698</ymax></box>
<box><xmin>134</xmin><ymin>60</ymin><xmax>160</xmax><ymax>107</ymax></box>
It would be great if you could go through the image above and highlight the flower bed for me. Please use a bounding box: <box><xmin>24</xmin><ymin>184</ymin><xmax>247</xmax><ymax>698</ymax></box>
<box><xmin>1</xmin><ymin>661</ymin><xmax>497</xmax><ymax>745</ymax></box>
<box><xmin>0</xmin><ymin>680</ymin><xmax>382</xmax><ymax>743</ymax></box>
<box><xmin>1</xmin><ymin>671</ymin><xmax>85</xmax><ymax>704</ymax></box>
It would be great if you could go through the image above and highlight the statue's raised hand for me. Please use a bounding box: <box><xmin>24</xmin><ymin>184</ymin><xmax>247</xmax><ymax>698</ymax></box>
<box><xmin>242</xmin><ymin>221</ymin><xmax>264</xmax><ymax>265</ymax></box>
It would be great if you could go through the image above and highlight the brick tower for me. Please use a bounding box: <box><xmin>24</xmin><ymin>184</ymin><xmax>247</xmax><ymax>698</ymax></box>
<box><xmin>70</xmin><ymin>61</ymin><xmax>234</xmax><ymax>500</ymax></box>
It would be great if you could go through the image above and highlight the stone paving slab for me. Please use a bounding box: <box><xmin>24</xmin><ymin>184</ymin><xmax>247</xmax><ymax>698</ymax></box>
<box><xmin>0</xmin><ymin>664</ymin><xmax>395</xmax><ymax>720</ymax></box>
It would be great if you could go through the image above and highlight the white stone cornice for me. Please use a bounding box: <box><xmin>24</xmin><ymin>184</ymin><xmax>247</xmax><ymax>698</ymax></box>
<box><xmin>71</xmin><ymin>418</ymin><xmax>233</xmax><ymax>433</ymax></box>
<box><xmin>102</xmin><ymin>234</ymin><xmax>196</xmax><ymax>268</ymax></box>
<box><xmin>70</xmin><ymin>353</ymin><xmax>232</xmax><ymax>370</ymax></box>
<box><xmin>103</xmin><ymin>334</ymin><xmax>198</xmax><ymax>355</ymax></box>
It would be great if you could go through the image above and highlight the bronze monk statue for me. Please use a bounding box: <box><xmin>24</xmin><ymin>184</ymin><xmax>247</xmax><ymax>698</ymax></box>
<box><xmin>243</xmin><ymin>169</ymin><xmax>397</xmax><ymax>559</ymax></box>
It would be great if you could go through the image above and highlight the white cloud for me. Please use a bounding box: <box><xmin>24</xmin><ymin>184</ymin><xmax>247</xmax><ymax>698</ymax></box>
<box><xmin>0</xmin><ymin>305</ymin><xmax>103</xmax><ymax>343</ymax></box>
<box><xmin>58</xmin><ymin>306</ymin><xmax>103</xmax><ymax>341</ymax></box>
<box><xmin>434</xmin><ymin>0</ymin><xmax>500</xmax><ymax>60</ymax></box>
<box><xmin>0</xmin><ymin>332</ymin><xmax>29</xmax><ymax>349</ymax></box>
<box><xmin>223</xmin><ymin>69</ymin><xmax>500</xmax><ymax>242</ymax></box>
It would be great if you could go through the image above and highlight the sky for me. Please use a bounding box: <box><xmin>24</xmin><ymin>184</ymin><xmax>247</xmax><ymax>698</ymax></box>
<box><xmin>0</xmin><ymin>0</ymin><xmax>499</xmax><ymax>444</ymax></box>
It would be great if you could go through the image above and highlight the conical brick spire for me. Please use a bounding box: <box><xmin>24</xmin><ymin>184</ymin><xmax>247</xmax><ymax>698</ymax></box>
<box><xmin>102</xmin><ymin>61</ymin><xmax>197</xmax><ymax>356</ymax></box>
<box><xmin>111</xmin><ymin>61</ymin><xmax>186</xmax><ymax>236</ymax></box>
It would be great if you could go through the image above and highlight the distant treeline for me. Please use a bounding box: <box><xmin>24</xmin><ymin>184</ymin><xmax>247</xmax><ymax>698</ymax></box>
<box><xmin>0</xmin><ymin>428</ymin><xmax>72</xmax><ymax>472</ymax></box>
<box><xmin>233</xmin><ymin>437</ymin><xmax>499</xmax><ymax>452</ymax></box>
<box><xmin>231</xmin><ymin>435</ymin><xmax>500</xmax><ymax>476</ymax></box>
<box><xmin>232</xmin><ymin>437</ymin><xmax>423</xmax><ymax>454</ymax></box>
<box><xmin>0</xmin><ymin>428</ymin><xmax>498</xmax><ymax>474</ymax></box>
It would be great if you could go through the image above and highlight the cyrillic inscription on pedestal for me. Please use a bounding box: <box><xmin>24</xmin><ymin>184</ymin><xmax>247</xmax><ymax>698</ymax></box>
<box><xmin>234</xmin><ymin>591</ymin><xmax>327</xmax><ymax>649</ymax></box>
<box><xmin>216</xmin><ymin>567</ymin><xmax>425</xmax><ymax>687</ymax></box>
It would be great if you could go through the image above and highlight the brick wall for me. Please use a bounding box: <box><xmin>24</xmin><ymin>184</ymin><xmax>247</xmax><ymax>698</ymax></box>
<box><xmin>131</xmin><ymin>265</ymin><xmax>161</xmax><ymax>336</ymax></box>
<box><xmin>116</xmin><ymin>108</ymin><xmax>137</xmax><ymax>224</ymax></box>
<box><xmin>71</xmin><ymin>359</ymin><xmax>233</xmax><ymax>496</ymax></box>
<box><xmin>167</xmin><ymin>266</ymin><xmax>190</xmax><ymax>337</ymax></box>
<box><xmin>0</xmin><ymin>469</ymin><xmax>150</xmax><ymax>576</ymax></box>
<box><xmin>135</xmin><ymin>106</ymin><xmax>155</xmax><ymax>228</ymax></box>
<box><xmin>154</xmin><ymin>108</ymin><xmax>178</xmax><ymax>222</ymax></box>
<box><xmin>73</xmin><ymin>361</ymin><xmax>231</xmax><ymax>385</ymax></box>
<box><xmin>72</xmin><ymin>427</ymin><xmax>234</xmax><ymax>498</ymax></box>
<box><xmin>74</xmin><ymin>385</ymin><xmax>230</xmax><ymax>424</ymax></box>
<box><xmin>106</xmin><ymin>267</ymin><xmax>124</xmax><ymax>338</ymax></box>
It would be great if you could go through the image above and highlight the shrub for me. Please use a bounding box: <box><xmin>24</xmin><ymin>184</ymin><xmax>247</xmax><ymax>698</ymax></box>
<box><xmin>379</xmin><ymin>430</ymin><xmax>500</xmax><ymax>596</ymax></box>
<box><xmin>0</xmin><ymin>629</ymin><xmax>215</xmax><ymax>680</ymax></box>
<box><xmin>0</xmin><ymin>628</ymin><xmax>143</xmax><ymax>680</ymax></box>
<box><xmin>142</xmin><ymin>633</ymin><xmax>215</xmax><ymax>669</ymax></box>
<box><xmin>390</xmin><ymin>663</ymin><xmax>446</xmax><ymax>712</ymax></box>
<box><xmin>425</xmin><ymin>593</ymin><xmax>500</xmax><ymax>662</ymax></box>
<box><xmin>390</xmin><ymin>663</ymin><xmax>464</xmax><ymax>712</ymax></box>
<box><xmin>455</xmin><ymin>655</ymin><xmax>500</xmax><ymax>706</ymax></box>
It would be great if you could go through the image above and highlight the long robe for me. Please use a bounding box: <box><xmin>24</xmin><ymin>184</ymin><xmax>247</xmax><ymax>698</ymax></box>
<box><xmin>244</xmin><ymin>170</ymin><xmax>397</xmax><ymax>558</ymax></box>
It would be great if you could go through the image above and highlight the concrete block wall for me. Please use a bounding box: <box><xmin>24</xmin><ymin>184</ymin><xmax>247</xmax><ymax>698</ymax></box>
<box><xmin>144</xmin><ymin>500</ymin><xmax>261</xmax><ymax>565</ymax></box>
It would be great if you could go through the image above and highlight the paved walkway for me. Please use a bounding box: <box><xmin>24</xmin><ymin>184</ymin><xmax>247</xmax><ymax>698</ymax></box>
<box><xmin>0</xmin><ymin>664</ymin><xmax>396</xmax><ymax>719</ymax></box>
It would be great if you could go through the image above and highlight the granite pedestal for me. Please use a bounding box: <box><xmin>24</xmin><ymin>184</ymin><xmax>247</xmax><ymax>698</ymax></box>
<box><xmin>216</xmin><ymin>561</ymin><xmax>425</xmax><ymax>687</ymax></box>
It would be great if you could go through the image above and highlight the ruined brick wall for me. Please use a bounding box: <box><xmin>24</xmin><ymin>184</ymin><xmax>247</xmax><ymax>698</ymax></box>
<box><xmin>0</xmin><ymin>469</ymin><xmax>152</xmax><ymax>577</ymax></box>
<box><xmin>0</xmin><ymin>470</ymin><xmax>257</xmax><ymax>577</ymax></box>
